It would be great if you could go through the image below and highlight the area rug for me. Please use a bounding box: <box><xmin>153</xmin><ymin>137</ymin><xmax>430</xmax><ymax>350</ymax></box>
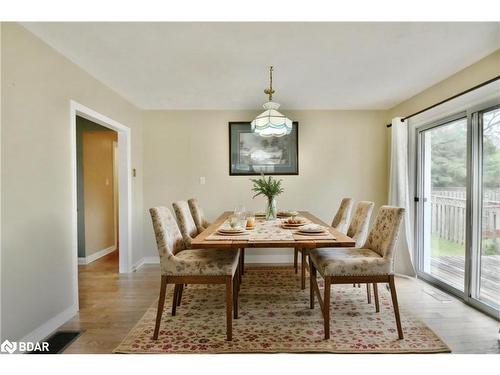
<box><xmin>114</xmin><ymin>267</ymin><xmax>450</xmax><ymax>354</ymax></box>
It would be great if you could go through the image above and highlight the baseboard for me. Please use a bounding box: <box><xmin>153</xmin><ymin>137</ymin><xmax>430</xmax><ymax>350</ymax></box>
<box><xmin>17</xmin><ymin>303</ymin><xmax>78</xmax><ymax>353</ymax></box>
<box><xmin>78</xmin><ymin>246</ymin><xmax>116</xmax><ymax>265</ymax></box>
<box><xmin>132</xmin><ymin>252</ymin><xmax>294</xmax><ymax>271</ymax></box>
<box><xmin>132</xmin><ymin>256</ymin><xmax>160</xmax><ymax>271</ymax></box>
<box><xmin>245</xmin><ymin>253</ymin><xmax>294</xmax><ymax>264</ymax></box>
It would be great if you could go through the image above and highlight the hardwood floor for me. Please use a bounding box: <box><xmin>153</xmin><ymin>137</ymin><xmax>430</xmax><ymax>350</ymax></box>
<box><xmin>59</xmin><ymin>251</ymin><xmax>500</xmax><ymax>354</ymax></box>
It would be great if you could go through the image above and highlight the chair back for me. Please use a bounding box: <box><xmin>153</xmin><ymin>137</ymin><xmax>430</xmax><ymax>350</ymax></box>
<box><xmin>149</xmin><ymin>207</ymin><xmax>185</xmax><ymax>273</ymax></box>
<box><xmin>331</xmin><ymin>198</ymin><xmax>353</xmax><ymax>234</ymax></box>
<box><xmin>188</xmin><ymin>198</ymin><xmax>210</xmax><ymax>233</ymax></box>
<box><xmin>172</xmin><ymin>200</ymin><xmax>198</xmax><ymax>248</ymax></box>
<box><xmin>363</xmin><ymin>206</ymin><xmax>404</xmax><ymax>260</ymax></box>
<box><xmin>347</xmin><ymin>201</ymin><xmax>375</xmax><ymax>247</ymax></box>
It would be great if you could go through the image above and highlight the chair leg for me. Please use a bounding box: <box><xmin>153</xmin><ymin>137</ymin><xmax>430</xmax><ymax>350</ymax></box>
<box><xmin>309</xmin><ymin>260</ymin><xmax>316</xmax><ymax>309</ymax></box>
<box><xmin>177</xmin><ymin>284</ymin><xmax>184</xmax><ymax>306</ymax></box>
<box><xmin>171</xmin><ymin>284</ymin><xmax>180</xmax><ymax>316</ymax></box>
<box><xmin>389</xmin><ymin>275</ymin><xmax>404</xmax><ymax>339</ymax></box>
<box><xmin>153</xmin><ymin>275</ymin><xmax>167</xmax><ymax>340</ymax></box>
<box><xmin>366</xmin><ymin>283</ymin><xmax>371</xmax><ymax>304</ymax></box>
<box><xmin>301</xmin><ymin>250</ymin><xmax>307</xmax><ymax>290</ymax></box>
<box><xmin>294</xmin><ymin>248</ymin><xmax>299</xmax><ymax>274</ymax></box>
<box><xmin>324</xmin><ymin>278</ymin><xmax>331</xmax><ymax>340</ymax></box>
<box><xmin>373</xmin><ymin>283</ymin><xmax>380</xmax><ymax>312</ymax></box>
<box><xmin>226</xmin><ymin>276</ymin><xmax>233</xmax><ymax>341</ymax></box>
<box><xmin>233</xmin><ymin>269</ymin><xmax>239</xmax><ymax>319</ymax></box>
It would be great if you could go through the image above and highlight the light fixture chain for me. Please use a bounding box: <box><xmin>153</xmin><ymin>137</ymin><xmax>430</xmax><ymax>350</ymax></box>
<box><xmin>264</xmin><ymin>65</ymin><xmax>275</xmax><ymax>101</ymax></box>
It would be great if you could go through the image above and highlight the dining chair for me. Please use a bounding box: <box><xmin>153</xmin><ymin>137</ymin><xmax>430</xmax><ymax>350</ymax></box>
<box><xmin>188</xmin><ymin>198</ymin><xmax>211</xmax><ymax>233</ymax></box>
<box><xmin>294</xmin><ymin>197</ymin><xmax>353</xmax><ymax>287</ymax></box>
<box><xmin>150</xmin><ymin>207</ymin><xmax>240</xmax><ymax>341</ymax></box>
<box><xmin>175</xmin><ymin>200</ymin><xmax>244</xmax><ymax>285</ymax></box>
<box><xmin>331</xmin><ymin>197</ymin><xmax>354</xmax><ymax>233</ymax></box>
<box><xmin>344</xmin><ymin>201</ymin><xmax>375</xmax><ymax>302</ymax></box>
<box><xmin>172</xmin><ymin>200</ymin><xmax>199</xmax><ymax>249</ymax></box>
<box><xmin>309</xmin><ymin>206</ymin><xmax>405</xmax><ymax>340</ymax></box>
<box><xmin>296</xmin><ymin>201</ymin><xmax>374</xmax><ymax>290</ymax></box>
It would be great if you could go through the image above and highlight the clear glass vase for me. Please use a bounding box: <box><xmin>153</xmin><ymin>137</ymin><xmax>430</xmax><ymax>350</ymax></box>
<box><xmin>266</xmin><ymin>197</ymin><xmax>277</xmax><ymax>220</ymax></box>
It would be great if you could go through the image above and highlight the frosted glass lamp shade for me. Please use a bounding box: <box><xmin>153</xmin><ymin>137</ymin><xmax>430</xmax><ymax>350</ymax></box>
<box><xmin>251</xmin><ymin>101</ymin><xmax>293</xmax><ymax>137</ymax></box>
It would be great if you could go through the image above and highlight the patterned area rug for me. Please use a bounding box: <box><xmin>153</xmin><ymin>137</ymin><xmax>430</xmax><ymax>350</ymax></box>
<box><xmin>114</xmin><ymin>267</ymin><xmax>450</xmax><ymax>354</ymax></box>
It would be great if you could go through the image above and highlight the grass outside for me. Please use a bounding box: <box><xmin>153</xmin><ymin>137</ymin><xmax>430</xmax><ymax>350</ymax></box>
<box><xmin>431</xmin><ymin>235</ymin><xmax>464</xmax><ymax>256</ymax></box>
<box><xmin>431</xmin><ymin>235</ymin><xmax>500</xmax><ymax>256</ymax></box>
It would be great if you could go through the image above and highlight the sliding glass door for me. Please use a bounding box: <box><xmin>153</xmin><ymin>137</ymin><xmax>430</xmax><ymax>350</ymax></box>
<box><xmin>416</xmin><ymin>104</ymin><xmax>500</xmax><ymax>318</ymax></box>
<box><xmin>477</xmin><ymin>107</ymin><xmax>500</xmax><ymax>309</ymax></box>
<box><xmin>419</xmin><ymin>116</ymin><xmax>468</xmax><ymax>293</ymax></box>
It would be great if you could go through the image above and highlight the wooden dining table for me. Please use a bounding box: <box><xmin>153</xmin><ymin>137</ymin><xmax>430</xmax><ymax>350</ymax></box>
<box><xmin>191</xmin><ymin>211</ymin><xmax>355</xmax><ymax>289</ymax></box>
<box><xmin>191</xmin><ymin>211</ymin><xmax>356</xmax><ymax>249</ymax></box>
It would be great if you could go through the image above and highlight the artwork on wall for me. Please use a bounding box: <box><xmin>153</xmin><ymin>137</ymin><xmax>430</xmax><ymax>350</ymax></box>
<box><xmin>229</xmin><ymin>122</ymin><xmax>299</xmax><ymax>175</ymax></box>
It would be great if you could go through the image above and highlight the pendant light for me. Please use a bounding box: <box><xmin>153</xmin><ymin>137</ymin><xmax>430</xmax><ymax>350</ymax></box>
<box><xmin>251</xmin><ymin>66</ymin><xmax>293</xmax><ymax>137</ymax></box>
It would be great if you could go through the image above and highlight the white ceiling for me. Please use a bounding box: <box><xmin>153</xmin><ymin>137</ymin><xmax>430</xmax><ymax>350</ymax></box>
<box><xmin>22</xmin><ymin>22</ymin><xmax>500</xmax><ymax>110</ymax></box>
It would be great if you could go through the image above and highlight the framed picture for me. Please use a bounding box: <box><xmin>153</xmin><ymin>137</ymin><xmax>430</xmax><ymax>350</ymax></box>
<box><xmin>229</xmin><ymin>121</ymin><xmax>299</xmax><ymax>175</ymax></box>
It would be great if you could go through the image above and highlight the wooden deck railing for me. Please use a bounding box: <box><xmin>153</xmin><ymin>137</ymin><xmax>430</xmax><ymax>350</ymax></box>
<box><xmin>431</xmin><ymin>189</ymin><xmax>500</xmax><ymax>245</ymax></box>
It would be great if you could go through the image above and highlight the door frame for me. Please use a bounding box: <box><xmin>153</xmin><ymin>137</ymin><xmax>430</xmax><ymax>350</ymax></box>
<box><xmin>70</xmin><ymin>101</ymin><xmax>133</xmax><ymax>309</ymax></box>
<box><xmin>414</xmin><ymin>100</ymin><xmax>500</xmax><ymax>320</ymax></box>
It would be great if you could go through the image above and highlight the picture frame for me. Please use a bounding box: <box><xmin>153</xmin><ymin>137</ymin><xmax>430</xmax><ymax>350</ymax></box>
<box><xmin>229</xmin><ymin>121</ymin><xmax>299</xmax><ymax>175</ymax></box>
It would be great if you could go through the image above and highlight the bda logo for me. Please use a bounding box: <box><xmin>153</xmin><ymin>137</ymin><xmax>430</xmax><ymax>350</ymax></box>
<box><xmin>1</xmin><ymin>340</ymin><xmax>17</xmax><ymax>354</ymax></box>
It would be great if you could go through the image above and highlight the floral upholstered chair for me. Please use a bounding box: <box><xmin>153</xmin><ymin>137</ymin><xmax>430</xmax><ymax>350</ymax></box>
<box><xmin>149</xmin><ymin>207</ymin><xmax>241</xmax><ymax>341</ymax></box>
<box><xmin>188</xmin><ymin>198</ymin><xmax>211</xmax><ymax>233</ymax></box>
<box><xmin>331</xmin><ymin>197</ymin><xmax>354</xmax><ymax>233</ymax></box>
<box><xmin>172</xmin><ymin>200</ymin><xmax>199</xmax><ymax>249</ymax></box>
<box><xmin>346</xmin><ymin>201</ymin><xmax>375</xmax><ymax>248</ymax></box>
<box><xmin>345</xmin><ymin>202</ymin><xmax>377</xmax><ymax>301</ymax></box>
<box><xmin>296</xmin><ymin>201</ymin><xmax>374</xmax><ymax>290</ymax></box>
<box><xmin>309</xmin><ymin>206</ymin><xmax>405</xmax><ymax>340</ymax></box>
<box><xmin>294</xmin><ymin>197</ymin><xmax>354</xmax><ymax>289</ymax></box>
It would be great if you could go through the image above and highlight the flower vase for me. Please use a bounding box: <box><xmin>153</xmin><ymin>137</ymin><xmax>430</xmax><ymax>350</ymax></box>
<box><xmin>266</xmin><ymin>197</ymin><xmax>277</xmax><ymax>220</ymax></box>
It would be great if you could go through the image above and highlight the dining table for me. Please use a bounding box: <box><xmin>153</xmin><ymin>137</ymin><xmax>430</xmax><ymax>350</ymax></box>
<box><xmin>191</xmin><ymin>210</ymin><xmax>356</xmax><ymax>289</ymax></box>
<box><xmin>191</xmin><ymin>211</ymin><xmax>356</xmax><ymax>249</ymax></box>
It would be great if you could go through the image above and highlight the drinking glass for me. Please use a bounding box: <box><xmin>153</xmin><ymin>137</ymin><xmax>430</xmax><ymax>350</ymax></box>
<box><xmin>246</xmin><ymin>212</ymin><xmax>255</xmax><ymax>228</ymax></box>
<box><xmin>229</xmin><ymin>214</ymin><xmax>241</xmax><ymax>229</ymax></box>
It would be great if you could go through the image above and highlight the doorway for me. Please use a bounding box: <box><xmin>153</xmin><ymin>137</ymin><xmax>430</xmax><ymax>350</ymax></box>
<box><xmin>70</xmin><ymin>101</ymin><xmax>132</xmax><ymax>311</ymax></box>
<box><xmin>76</xmin><ymin>117</ymin><xmax>119</xmax><ymax>267</ymax></box>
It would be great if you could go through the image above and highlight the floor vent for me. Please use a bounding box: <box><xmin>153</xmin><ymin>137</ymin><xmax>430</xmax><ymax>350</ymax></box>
<box><xmin>28</xmin><ymin>331</ymin><xmax>82</xmax><ymax>354</ymax></box>
<box><xmin>423</xmin><ymin>288</ymin><xmax>454</xmax><ymax>303</ymax></box>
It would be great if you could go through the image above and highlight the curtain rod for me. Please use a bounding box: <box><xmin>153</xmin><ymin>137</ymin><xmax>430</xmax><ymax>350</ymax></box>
<box><xmin>386</xmin><ymin>75</ymin><xmax>500</xmax><ymax>128</ymax></box>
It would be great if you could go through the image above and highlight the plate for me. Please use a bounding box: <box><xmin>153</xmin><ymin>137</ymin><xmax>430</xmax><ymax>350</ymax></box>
<box><xmin>282</xmin><ymin>218</ymin><xmax>306</xmax><ymax>226</ymax></box>
<box><xmin>216</xmin><ymin>230</ymin><xmax>247</xmax><ymax>236</ymax></box>
<box><xmin>218</xmin><ymin>227</ymin><xmax>245</xmax><ymax>234</ymax></box>
<box><xmin>298</xmin><ymin>224</ymin><xmax>325</xmax><ymax>233</ymax></box>
<box><xmin>296</xmin><ymin>230</ymin><xmax>328</xmax><ymax>236</ymax></box>
<box><xmin>281</xmin><ymin>223</ymin><xmax>306</xmax><ymax>228</ymax></box>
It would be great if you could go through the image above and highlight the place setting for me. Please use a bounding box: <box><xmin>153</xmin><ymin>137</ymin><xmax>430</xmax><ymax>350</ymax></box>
<box><xmin>280</xmin><ymin>215</ymin><xmax>308</xmax><ymax>229</ymax></box>
<box><xmin>293</xmin><ymin>223</ymin><xmax>336</xmax><ymax>240</ymax></box>
<box><xmin>207</xmin><ymin>207</ymin><xmax>257</xmax><ymax>240</ymax></box>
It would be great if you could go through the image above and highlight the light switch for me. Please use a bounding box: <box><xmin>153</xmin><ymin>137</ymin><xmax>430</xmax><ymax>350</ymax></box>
<box><xmin>105</xmin><ymin>178</ymin><xmax>110</xmax><ymax>186</ymax></box>
<box><xmin>199</xmin><ymin>176</ymin><xmax>206</xmax><ymax>185</ymax></box>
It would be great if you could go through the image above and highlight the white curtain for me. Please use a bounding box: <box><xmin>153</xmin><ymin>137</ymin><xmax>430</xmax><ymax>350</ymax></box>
<box><xmin>388</xmin><ymin>117</ymin><xmax>416</xmax><ymax>276</ymax></box>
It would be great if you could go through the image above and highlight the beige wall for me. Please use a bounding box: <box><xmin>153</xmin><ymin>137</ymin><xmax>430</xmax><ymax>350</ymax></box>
<box><xmin>0</xmin><ymin>23</ymin><xmax>144</xmax><ymax>341</ymax></box>
<box><xmin>388</xmin><ymin>49</ymin><xmax>500</xmax><ymax>119</ymax></box>
<box><xmin>83</xmin><ymin>130</ymin><xmax>117</xmax><ymax>256</ymax></box>
<box><xmin>142</xmin><ymin>110</ymin><xmax>388</xmax><ymax>261</ymax></box>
